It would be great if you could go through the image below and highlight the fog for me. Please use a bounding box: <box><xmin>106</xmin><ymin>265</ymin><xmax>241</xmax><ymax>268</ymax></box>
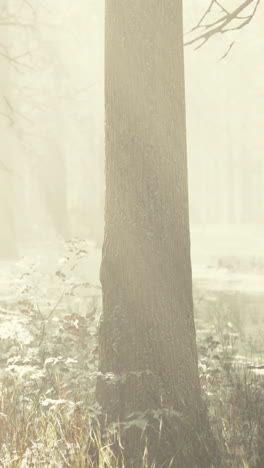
<box><xmin>1</xmin><ymin>2</ymin><xmax>264</xmax><ymax>466</ymax></box>
<box><xmin>0</xmin><ymin>0</ymin><xmax>104</xmax><ymax>252</ymax></box>
<box><xmin>1</xmin><ymin>1</ymin><xmax>263</xmax><ymax>263</ymax></box>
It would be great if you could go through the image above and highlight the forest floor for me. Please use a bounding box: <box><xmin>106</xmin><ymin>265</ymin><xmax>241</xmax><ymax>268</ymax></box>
<box><xmin>0</xmin><ymin>226</ymin><xmax>264</xmax><ymax>466</ymax></box>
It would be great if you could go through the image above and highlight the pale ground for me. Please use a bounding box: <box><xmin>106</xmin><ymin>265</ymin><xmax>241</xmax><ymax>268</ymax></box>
<box><xmin>191</xmin><ymin>225</ymin><xmax>264</xmax><ymax>294</ymax></box>
<box><xmin>0</xmin><ymin>225</ymin><xmax>263</xmax><ymax>346</ymax></box>
<box><xmin>1</xmin><ymin>224</ymin><xmax>264</xmax><ymax>300</ymax></box>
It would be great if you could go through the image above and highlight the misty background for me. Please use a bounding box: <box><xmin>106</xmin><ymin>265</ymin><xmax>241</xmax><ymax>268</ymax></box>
<box><xmin>1</xmin><ymin>2</ymin><xmax>264</xmax><ymax>466</ymax></box>
<box><xmin>1</xmin><ymin>0</ymin><xmax>264</xmax><ymax>268</ymax></box>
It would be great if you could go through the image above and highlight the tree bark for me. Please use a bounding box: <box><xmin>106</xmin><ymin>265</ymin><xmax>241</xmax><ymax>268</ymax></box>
<box><xmin>97</xmin><ymin>2</ymin><xmax>216</xmax><ymax>466</ymax></box>
<box><xmin>0</xmin><ymin>16</ymin><xmax>18</xmax><ymax>259</ymax></box>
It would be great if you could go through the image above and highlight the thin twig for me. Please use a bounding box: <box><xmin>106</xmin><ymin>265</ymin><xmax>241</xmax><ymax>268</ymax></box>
<box><xmin>185</xmin><ymin>0</ymin><xmax>260</xmax><ymax>49</ymax></box>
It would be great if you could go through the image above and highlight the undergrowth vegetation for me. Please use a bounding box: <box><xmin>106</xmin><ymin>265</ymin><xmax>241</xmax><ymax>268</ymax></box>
<box><xmin>0</xmin><ymin>241</ymin><xmax>264</xmax><ymax>467</ymax></box>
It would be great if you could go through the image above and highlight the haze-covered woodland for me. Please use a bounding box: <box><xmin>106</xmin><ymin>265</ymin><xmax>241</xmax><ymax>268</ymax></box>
<box><xmin>1</xmin><ymin>0</ymin><xmax>264</xmax><ymax>467</ymax></box>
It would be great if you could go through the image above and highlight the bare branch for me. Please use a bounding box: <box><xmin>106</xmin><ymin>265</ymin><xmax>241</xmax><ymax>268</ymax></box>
<box><xmin>219</xmin><ymin>40</ymin><xmax>235</xmax><ymax>60</ymax></box>
<box><xmin>0</xmin><ymin>160</ymin><xmax>13</xmax><ymax>174</ymax></box>
<box><xmin>0</xmin><ymin>21</ymin><xmax>34</xmax><ymax>29</ymax></box>
<box><xmin>0</xmin><ymin>111</ymin><xmax>14</xmax><ymax>126</ymax></box>
<box><xmin>0</xmin><ymin>47</ymin><xmax>35</xmax><ymax>70</ymax></box>
<box><xmin>4</xmin><ymin>97</ymin><xmax>34</xmax><ymax>124</ymax></box>
<box><xmin>185</xmin><ymin>0</ymin><xmax>261</xmax><ymax>49</ymax></box>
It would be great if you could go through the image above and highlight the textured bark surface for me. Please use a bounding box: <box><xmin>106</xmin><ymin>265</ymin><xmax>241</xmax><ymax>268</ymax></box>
<box><xmin>97</xmin><ymin>2</ymin><xmax>215</xmax><ymax>466</ymax></box>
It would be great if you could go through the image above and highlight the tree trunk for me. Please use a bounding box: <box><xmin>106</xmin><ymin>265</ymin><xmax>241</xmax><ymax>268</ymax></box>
<box><xmin>0</xmin><ymin>153</ymin><xmax>17</xmax><ymax>259</ymax></box>
<box><xmin>0</xmin><ymin>17</ymin><xmax>18</xmax><ymax>259</ymax></box>
<box><xmin>36</xmin><ymin>31</ymin><xmax>70</xmax><ymax>241</ymax></box>
<box><xmin>96</xmin><ymin>2</ymin><xmax>216</xmax><ymax>467</ymax></box>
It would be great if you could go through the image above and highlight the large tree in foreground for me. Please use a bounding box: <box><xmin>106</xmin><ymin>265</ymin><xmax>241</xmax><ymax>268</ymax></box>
<box><xmin>96</xmin><ymin>2</ymin><xmax>216</xmax><ymax>466</ymax></box>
